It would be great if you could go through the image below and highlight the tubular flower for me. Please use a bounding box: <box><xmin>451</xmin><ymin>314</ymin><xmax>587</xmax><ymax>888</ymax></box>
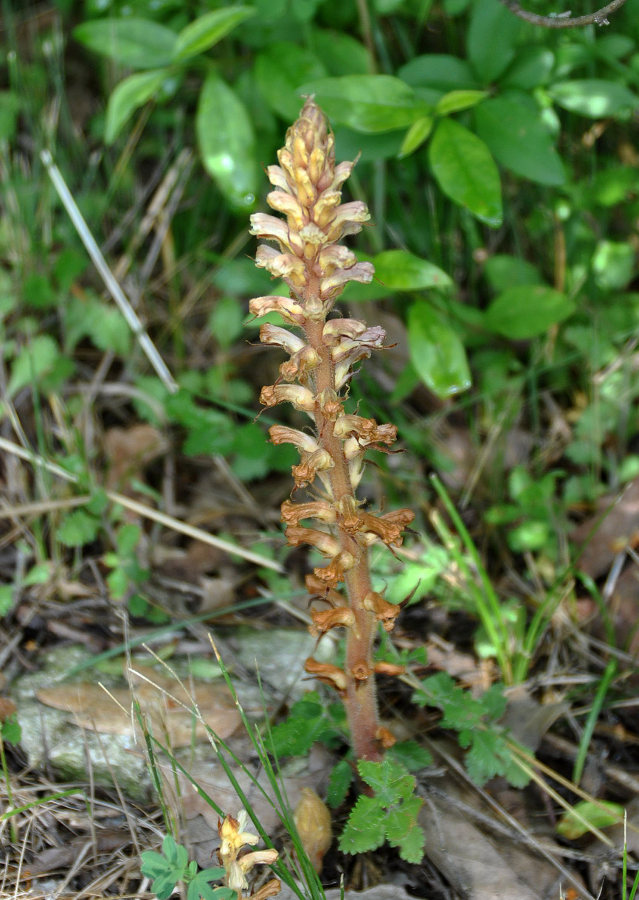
<box><xmin>250</xmin><ymin>99</ymin><xmax>414</xmax><ymax>762</ymax></box>
<box><xmin>217</xmin><ymin>812</ymin><xmax>279</xmax><ymax>899</ymax></box>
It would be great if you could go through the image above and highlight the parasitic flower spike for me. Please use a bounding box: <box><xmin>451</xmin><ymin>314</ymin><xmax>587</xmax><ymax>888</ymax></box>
<box><xmin>250</xmin><ymin>98</ymin><xmax>413</xmax><ymax>762</ymax></box>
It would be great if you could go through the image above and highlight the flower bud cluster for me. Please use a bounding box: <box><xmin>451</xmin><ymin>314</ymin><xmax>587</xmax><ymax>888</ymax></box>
<box><xmin>249</xmin><ymin>99</ymin><xmax>413</xmax><ymax>759</ymax></box>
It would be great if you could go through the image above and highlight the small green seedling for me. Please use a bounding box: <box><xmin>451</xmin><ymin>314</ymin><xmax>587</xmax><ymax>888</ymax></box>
<box><xmin>141</xmin><ymin>834</ymin><xmax>235</xmax><ymax>900</ymax></box>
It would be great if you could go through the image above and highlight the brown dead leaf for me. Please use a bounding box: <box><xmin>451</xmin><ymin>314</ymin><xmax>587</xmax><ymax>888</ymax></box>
<box><xmin>572</xmin><ymin>478</ymin><xmax>639</xmax><ymax>578</ymax></box>
<box><xmin>104</xmin><ymin>423</ymin><xmax>168</xmax><ymax>491</ymax></box>
<box><xmin>36</xmin><ymin>665</ymin><xmax>240</xmax><ymax>747</ymax></box>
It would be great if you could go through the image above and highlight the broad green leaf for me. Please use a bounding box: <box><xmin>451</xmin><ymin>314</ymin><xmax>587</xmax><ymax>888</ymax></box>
<box><xmin>255</xmin><ymin>42</ymin><xmax>326</xmax><ymax>121</ymax></box>
<box><xmin>557</xmin><ymin>800</ymin><xmax>624</xmax><ymax>839</ymax></box>
<box><xmin>373</xmin><ymin>249</ymin><xmax>452</xmax><ymax>290</ymax></box>
<box><xmin>592</xmin><ymin>240</ymin><xmax>635</xmax><ymax>290</ymax></box>
<box><xmin>549</xmin><ymin>79</ymin><xmax>639</xmax><ymax>118</ymax></box>
<box><xmin>105</xmin><ymin>69</ymin><xmax>168</xmax><ymax>143</ymax></box>
<box><xmin>173</xmin><ymin>7</ymin><xmax>255</xmax><ymax>61</ymax></box>
<box><xmin>484</xmin><ymin>285</ymin><xmax>575</xmax><ymax>339</ymax></box>
<box><xmin>73</xmin><ymin>19</ymin><xmax>177</xmax><ymax>69</ymax></box>
<box><xmin>399</xmin><ymin>116</ymin><xmax>433</xmax><ymax>157</ymax></box>
<box><xmin>399</xmin><ymin>54</ymin><xmax>478</xmax><ymax>91</ymax></box>
<box><xmin>435</xmin><ymin>89</ymin><xmax>488</xmax><ymax>116</ymax></box>
<box><xmin>408</xmin><ymin>300</ymin><xmax>471</xmax><ymax>398</ymax></box>
<box><xmin>428</xmin><ymin>118</ymin><xmax>502</xmax><ymax>226</ymax></box>
<box><xmin>467</xmin><ymin>0</ymin><xmax>521</xmax><ymax>83</ymax></box>
<box><xmin>196</xmin><ymin>72</ymin><xmax>257</xmax><ymax>209</ymax></box>
<box><xmin>474</xmin><ymin>93</ymin><xmax>565</xmax><ymax>186</ymax></box>
<box><xmin>299</xmin><ymin>75</ymin><xmax>430</xmax><ymax>132</ymax></box>
<box><xmin>502</xmin><ymin>46</ymin><xmax>554</xmax><ymax>89</ymax></box>
<box><xmin>484</xmin><ymin>255</ymin><xmax>542</xmax><ymax>292</ymax></box>
<box><xmin>310</xmin><ymin>29</ymin><xmax>369</xmax><ymax>76</ymax></box>
<box><xmin>8</xmin><ymin>335</ymin><xmax>59</xmax><ymax>397</ymax></box>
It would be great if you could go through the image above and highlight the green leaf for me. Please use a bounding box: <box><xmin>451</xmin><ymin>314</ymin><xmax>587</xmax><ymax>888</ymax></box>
<box><xmin>73</xmin><ymin>19</ymin><xmax>177</xmax><ymax>69</ymax></box>
<box><xmin>0</xmin><ymin>585</ymin><xmax>14</xmax><ymax>616</ymax></box>
<box><xmin>501</xmin><ymin>46</ymin><xmax>554</xmax><ymax>90</ymax></box>
<box><xmin>255</xmin><ymin>42</ymin><xmax>326</xmax><ymax>121</ymax></box>
<box><xmin>58</xmin><ymin>508</ymin><xmax>101</xmax><ymax>547</ymax></box>
<box><xmin>358</xmin><ymin>758</ymin><xmax>415</xmax><ymax>805</ymax></box>
<box><xmin>389</xmin><ymin>741</ymin><xmax>433</xmax><ymax>772</ymax></box>
<box><xmin>467</xmin><ymin>0</ymin><xmax>521</xmax><ymax>83</ymax></box>
<box><xmin>592</xmin><ymin>240</ymin><xmax>635</xmax><ymax>290</ymax></box>
<box><xmin>436</xmin><ymin>89</ymin><xmax>488</xmax><ymax>115</ymax></box>
<box><xmin>483</xmin><ymin>255</ymin><xmax>542</xmax><ymax>292</ymax></box>
<box><xmin>299</xmin><ymin>75</ymin><xmax>430</xmax><ymax>132</ymax></box>
<box><xmin>327</xmin><ymin>760</ymin><xmax>353</xmax><ymax>807</ymax></box>
<box><xmin>549</xmin><ymin>79</ymin><xmax>639</xmax><ymax>118</ymax></box>
<box><xmin>339</xmin><ymin>796</ymin><xmax>385</xmax><ymax>854</ymax></box>
<box><xmin>141</xmin><ymin>850</ymin><xmax>169</xmax><ymax>879</ymax></box>
<box><xmin>429</xmin><ymin>119</ymin><xmax>502</xmax><ymax>226</ymax></box>
<box><xmin>394</xmin><ymin>820</ymin><xmax>426</xmax><ymax>864</ymax></box>
<box><xmin>0</xmin><ymin>91</ymin><xmax>20</xmax><ymax>140</ymax></box>
<box><xmin>310</xmin><ymin>29</ymin><xmax>369</xmax><ymax>76</ymax></box>
<box><xmin>8</xmin><ymin>335</ymin><xmax>60</xmax><ymax>397</ymax></box>
<box><xmin>399</xmin><ymin>54</ymin><xmax>478</xmax><ymax>92</ymax></box>
<box><xmin>557</xmin><ymin>800</ymin><xmax>624</xmax><ymax>840</ymax></box>
<box><xmin>399</xmin><ymin>116</ymin><xmax>434</xmax><ymax>157</ymax></box>
<box><xmin>1</xmin><ymin>714</ymin><xmax>21</xmax><ymax>745</ymax></box>
<box><xmin>196</xmin><ymin>72</ymin><xmax>257</xmax><ymax>209</ymax></box>
<box><xmin>23</xmin><ymin>272</ymin><xmax>56</xmax><ymax>309</ymax></box>
<box><xmin>105</xmin><ymin>69</ymin><xmax>168</xmax><ymax>143</ymax></box>
<box><xmin>173</xmin><ymin>6</ymin><xmax>255</xmax><ymax>62</ymax></box>
<box><xmin>484</xmin><ymin>285</ymin><xmax>575</xmax><ymax>339</ymax></box>
<box><xmin>373</xmin><ymin>250</ymin><xmax>452</xmax><ymax>290</ymax></box>
<box><xmin>474</xmin><ymin>93</ymin><xmax>565</xmax><ymax>186</ymax></box>
<box><xmin>408</xmin><ymin>300</ymin><xmax>472</xmax><ymax>398</ymax></box>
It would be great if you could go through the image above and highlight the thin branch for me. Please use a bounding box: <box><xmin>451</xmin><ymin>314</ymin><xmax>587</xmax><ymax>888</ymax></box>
<box><xmin>497</xmin><ymin>0</ymin><xmax>628</xmax><ymax>28</ymax></box>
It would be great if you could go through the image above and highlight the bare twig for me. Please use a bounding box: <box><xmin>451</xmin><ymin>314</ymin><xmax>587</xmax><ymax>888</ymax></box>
<box><xmin>497</xmin><ymin>0</ymin><xmax>628</xmax><ymax>27</ymax></box>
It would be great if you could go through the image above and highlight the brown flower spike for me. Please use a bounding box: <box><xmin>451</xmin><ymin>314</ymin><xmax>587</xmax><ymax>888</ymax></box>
<box><xmin>250</xmin><ymin>98</ymin><xmax>413</xmax><ymax>762</ymax></box>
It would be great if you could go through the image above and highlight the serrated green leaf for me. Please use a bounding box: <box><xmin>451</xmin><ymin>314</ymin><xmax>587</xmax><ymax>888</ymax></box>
<box><xmin>327</xmin><ymin>760</ymin><xmax>353</xmax><ymax>807</ymax></box>
<box><xmin>484</xmin><ymin>285</ymin><xmax>575</xmax><ymax>339</ymax></box>
<box><xmin>358</xmin><ymin>758</ymin><xmax>415</xmax><ymax>805</ymax></box>
<box><xmin>373</xmin><ymin>250</ymin><xmax>452</xmax><ymax>290</ymax></box>
<box><xmin>549</xmin><ymin>79</ymin><xmax>639</xmax><ymax>118</ymax></box>
<box><xmin>385</xmin><ymin>796</ymin><xmax>424</xmax><ymax>860</ymax></box>
<box><xmin>58</xmin><ymin>509</ymin><xmax>101</xmax><ymax>548</ymax></box>
<box><xmin>105</xmin><ymin>69</ymin><xmax>168</xmax><ymax>143</ymax></box>
<box><xmin>474</xmin><ymin>93</ymin><xmax>564</xmax><ymax>186</ymax></box>
<box><xmin>465</xmin><ymin>729</ymin><xmax>504</xmax><ymax>784</ymax></box>
<box><xmin>8</xmin><ymin>335</ymin><xmax>60</xmax><ymax>397</ymax></box>
<box><xmin>436</xmin><ymin>89</ymin><xmax>488</xmax><ymax>115</ymax></box>
<box><xmin>389</xmin><ymin>741</ymin><xmax>433</xmax><ymax>772</ymax></box>
<box><xmin>557</xmin><ymin>800</ymin><xmax>624</xmax><ymax>839</ymax></box>
<box><xmin>339</xmin><ymin>796</ymin><xmax>385</xmax><ymax>854</ymax></box>
<box><xmin>408</xmin><ymin>300</ymin><xmax>471</xmax><ymax>399</ymax></box>
<box><xmin>255</xmin><ymin>42</ymin><xmax>326</xmax><ymax>121</ymax></box>
<box><xmin>73</xmin><ymin>19</ymin><xmax>177</xmax><ymax>69</ymax></box>
<box><xmin>173</xmin><ymin>7</ymin><xmax>255</xmax><ymax>62</ymax></box>
<box><xmin>299</xmin><ymin>75</ymin><xmax>430</xmax><ymax>133</ymax></box>
<box><xmin>429</xmin><ymin>118</ymin><xmax>502</xmax><ymax>226</ymax></box>
<box><xmin>397</xmin><ymin>822</ymin><xmax>426</xmax><ymax>863</ymax></box>
<box><xmin>196</xmin><ymin>72</ymin><xmax>257</xmax><ymax>209</ymax></box>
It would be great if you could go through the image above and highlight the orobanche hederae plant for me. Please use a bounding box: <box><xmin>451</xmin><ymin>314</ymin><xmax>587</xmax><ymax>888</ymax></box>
<box><xmin>249</xmin><ymin>98</ymin><xmax>414</xmax><ymax>764</ymax></box>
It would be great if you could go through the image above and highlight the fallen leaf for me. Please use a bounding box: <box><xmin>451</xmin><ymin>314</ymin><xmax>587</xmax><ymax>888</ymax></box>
<box><xmin>572</xmin><ymin>478</ymin><xmax>639</xmax><ymax>578</ymax></box>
